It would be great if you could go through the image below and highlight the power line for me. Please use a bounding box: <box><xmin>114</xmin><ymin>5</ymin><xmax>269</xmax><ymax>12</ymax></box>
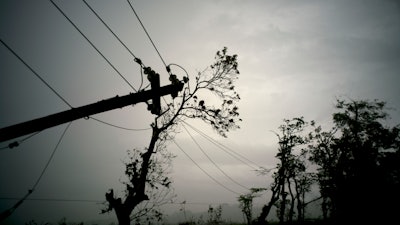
<box><xmin>182</xmin><ymin>124</ymin><xmax>249</xmax><ymax>190</ymax></box>
<box><xmin>0</xmin><ymin>122</ymin><xmax>72</xmax><ymax>221</ymax></box>
<box><xmin>82</xmin><ymin>0</ymin><xmax>147</xmax><ymax>92</ymax></box>
<box><xmin>89</xmin><ymin>117</ymin><xmax>151</xmax><ymax>131</ymax></box>
<box><xmin>0</xmin><ymin>132</ymin><xmax>41</xmax><ymax>151</ymax></box>
<box><xmin>183</xmin><ymin>121</ymin><xmax>261</xmax><ymax>170</ymax></box>
<box><xmin>126</xmin><ymin>0</ymin><xmax>168</xmax><ymax>70</ymax></box>
<box><xmin>50</xmin><ymin>0</ymin><xmax>137</xmax><ymax>92</ymax></box>
<box><xmin>0</xmin><ymin>38</ymin><xmax>73</xmax><ymax>108</ymax></box>
<box><xmin>0</xmin><ymin>38</ymin><xmax>148</xmax><ymax>148</ymax></box>
<box><xmin>0</xmin><ymin>197</ymin><xmax>102</xmax><ymax>203</ymax></box>
<box><xmin>172</xmin><ymin>139</ymin><xmax>242</xmax><ymax>196</ymax></box>
<box><xmin>82</xmin><ymin>0</ymin><xmax>144</xmax><ymax>68</ymax></box>
<box><xmin>0</xmin><ymin>197</ymin><xmax>233</xmax><ymax>206</ymax></box>
<box><xmin>32</xmin><ymin>122</ymin><xmax>72</xmax><ymax>190</ymax></box>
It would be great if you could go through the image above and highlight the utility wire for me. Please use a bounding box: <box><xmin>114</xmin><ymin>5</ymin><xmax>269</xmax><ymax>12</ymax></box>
<box><xmin>0</xmin><ymin>122</ymin><xmax>72</xmax><ymax>221</ymax></box>
<box><xmin>50</xmin><ymin>0</ymin><xmax>137</xmax><ymax>92</ymax></box>
<box><xmin>82</xmin><ymin>0</ymin><xmax>147</xmax><ymax>92</ymax></box>
<box><xmin>89</xmin><ymin>117</ymin><xmax>151</xmax><ymax>131</ymax></box>
<box><xmin>182</xmin><ymin>124</ymin><xmax>249</xmax><ymax>190</ymax></box>
<box><xmin>1</xmin><ymin>37</ymin><xmax>147</xmax><ymax>148</ymax></box>
<box><xmin>0</xmin><ymin>38</ymin><xmax>73</xmax><ymax>108</ymax></box>
<box><xmin>183</xmin><ymin>121</ymin><xmax>261</xmax><ymax>170</ymax></box>
<box><xmin>127</xmin><ymin>0</ymin><xmax>168</xmax><ymax>70</ymax></box>
<box><xmin>0</xmin><ymin>197</ymin><xmax>102</xmax><ymax>203</ymax></box>
<box><xmin>0</xmin><ymin>197</ymin><xmax>232</xmax><ymax>206</ymax></box>
<box><xmin>32</xmin><ymin>122</ymin><xmax>72</xmax><ymax>190</ymax></box>
<box><xmin>82</xmin><ymin>0</ymin><xmax>144</xmax><ymax>68</ymax></box>
<box><xmin>172</xmin><ymin>139</ymin><xmax>242</xmax><ymax>196</ymax></box>
<box><xmin>0</xmin><ymin>191</ymin><xmax>32</xmax><ymax>221</ymax></box>
<box><xmin>0</xmin><ymin>132</ymin><xmax>41</xmax><ymax>151</ymax></box>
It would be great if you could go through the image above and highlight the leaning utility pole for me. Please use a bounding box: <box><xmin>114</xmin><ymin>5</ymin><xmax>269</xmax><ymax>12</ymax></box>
<box><xmin>0</xmin><ymin>80</ymin><xmax>183</xmax><ymax>143</ymax></box>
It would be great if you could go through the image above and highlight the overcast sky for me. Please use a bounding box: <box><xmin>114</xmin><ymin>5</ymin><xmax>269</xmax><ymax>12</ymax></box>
<box><xmin>1</xmin><ymin>0</ymin><xmax>400</xmax><ymax>224</ymax></box>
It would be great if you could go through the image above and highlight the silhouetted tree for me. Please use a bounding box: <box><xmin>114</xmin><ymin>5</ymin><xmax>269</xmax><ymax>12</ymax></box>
<box><xmin>257</xmin><ymin>117</ymin><xmax>311</xmax><ymax>224</ymax></box>
<box><xmin>308</xmin><ymin>98</ymin><xmax>400</xmax><ymax>224</ymax></box>
<box><xmin>307</xmin><ymin>124</ymin><xmax>339</xmax><ymax>221</ymax></box>
<box><xmin>238</xmin><ymin>188</ymin><xmax>265</xmax><ymax>225</ymax></box>
<box><xmin>108</xmin><ymin>148</ymin><xmax>175</xmax><ymax>223</ymax></box>
<box><xmin>207</xmin><ymin>205</ymin><xmax>223</xmax><ymax>225</ymax></box>
<box><xmin>102</xmin><ymin>47</ymin><xmax>241</xmax><ymax>225</ymax></box>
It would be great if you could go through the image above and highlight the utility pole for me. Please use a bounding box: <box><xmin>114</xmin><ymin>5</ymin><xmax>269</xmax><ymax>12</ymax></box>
<box><xmin>0</xmin><ymin>81</ymin><xmax>183</xmax><ymax>143</ymax></box>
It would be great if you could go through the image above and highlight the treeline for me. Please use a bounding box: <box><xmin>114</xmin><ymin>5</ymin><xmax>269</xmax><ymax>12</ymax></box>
<box><xmin>238</xmin><ymin>98</ymin><xmax>400</xmax><ymax>225</ymax></box>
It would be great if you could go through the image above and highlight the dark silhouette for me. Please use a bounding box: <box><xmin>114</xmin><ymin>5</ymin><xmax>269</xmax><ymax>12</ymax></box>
<box><xmin>308</xmin><ymin>99</ymin><xmax>400</xmax><ymax>224</ymax></box>
<box><xmin>255</xmin><ymin>98</ymin><xmax>399</xmax><ymax>225</ymax></box>
<box><xmin>239</xmin><ymin>188</ymin><xmax>265</xmax><ymax>225</ymax></box>
<box><xmin>256</xmin><ymin>118</ymin><xmax>312</xmax><ymax>224</ymax></box>
<box><xmin>102</xmin><ymin>47</ymin><xmax>241</xmax><ymax>225</ymax></box>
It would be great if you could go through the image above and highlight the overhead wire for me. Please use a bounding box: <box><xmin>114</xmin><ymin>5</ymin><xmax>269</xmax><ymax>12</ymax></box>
<box><xmin>183</xmin><ymin>121</ymin><xmax>261</xmax><ymax>171</ymax></box>
<box><xmin>126</xmin><ymin>0</ymin><xmax>168</xmax><ymax>71</ymax></box>
<box><xmin>0</xmin><ymin>122</ymin><xmax>72</xmax><ymax>221</ymax></box>
<box><xmin>90</xmin><ymin>117</ymin><xmax>151</xmax><ymax>131</ymax></box>
<box><xmin>0</xmin><ymin>197</ymin><xmax>102</xmax><ymax>203</ymax></box>
<box><xmin>0</xmin><ymin>37</ymin><xmax>69</xmax><ymax>150</ymax></box>
<box><xmin>82</xmin><ymin>0</ymin><xmax>150</xmax><ymax>93</ymax></box>
<box><xmin>0</xmin><ymin>197</ymin><xmax>233</xmax><ymax>206</ymax></box>
<box><xmin>126</xmin><ymin>0</ymin><xmax>175</xmax><ymax>111</ymax></box>
<box><xmin>172</xmin><ymin>139</ymin><xmax>242</xmax><ymax>196</ymax></box>
<box><xmin>82</xmin><ymin>0</ymin><xmax>144</xmax><ymax>67</ymax></box>
<box><xmin>50</xmin><ymin>0</ymin><xmax>137</xmax><ymax>92</ymax></box>
<box><xmin>168</xmin><ymin>63</ymin><xmax>191</xmax><ymax>93</ymax></box>
<box><xmin>0</xmin><ymin>38</ymin><xmax>72</xmax><ymax>108</ymax></box>
<box><xmin>0</xmin><ymin>37</ymin><xmax>147</xmax><ymax>151</ymax></box>
<box><xmin>31</xmin><ymin>122</ymin><xmax>72</xmax><ymax>190</ymax></box>
<box><xmin>0</xmin><ymin>132</ymin><xmax>41</xmax><ymax>151</ymax></box>
<box><xmin>182</xmin><ymin>124</ymin><xmax>249</xmax><ymax>190</ymax></box>
<box><xmin>1</xmin><ymin>1</ymin><xmax>164</xmax><ymax>219</ymax></box>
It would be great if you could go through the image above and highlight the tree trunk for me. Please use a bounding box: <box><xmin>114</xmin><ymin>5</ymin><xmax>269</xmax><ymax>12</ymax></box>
<box><xmin>115</xmin><ymin>208</ymin><xmax>131</xmax><ymax>225</ymax></box>
<box><xmin>107</xmin><ymin>127</ymin><xmax>160</xmax><ymax>225</ymax></box>
<box><xmin>256</xmin><ymin>182</ymin><xmax>280</xmax><ymax>225</ymax></box>
<box><xmin>278</xmin><ymin>180</ymin><xmax>286</xmax><ymax>224</ymax></box>
<box><xmin>287</xmin><ymin>178</ymin><xmax>295</xmax><ymax>223</ymax></box>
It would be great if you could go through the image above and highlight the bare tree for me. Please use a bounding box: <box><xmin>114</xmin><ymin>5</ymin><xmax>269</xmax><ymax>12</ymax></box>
<box><xmin>102</xmin><ymin>47</ymin><xmax>241</xmax><ymax>225</ymax></box>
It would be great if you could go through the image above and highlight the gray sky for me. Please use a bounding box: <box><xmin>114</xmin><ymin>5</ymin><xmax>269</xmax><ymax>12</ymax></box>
<box><xmin>1</xmin><ymin>0</ymin><xmax>400</xmax><ymax>223</ymax></box>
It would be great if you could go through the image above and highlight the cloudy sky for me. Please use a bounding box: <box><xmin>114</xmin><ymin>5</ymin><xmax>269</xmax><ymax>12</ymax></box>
<box><xmin>1</xmin><ymin>0</ymin><xmax>400</xmax><ymax>223</ymax></box>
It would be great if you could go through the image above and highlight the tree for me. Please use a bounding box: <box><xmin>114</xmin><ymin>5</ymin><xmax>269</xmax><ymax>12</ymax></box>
<box><xmin>106</xmin><ymin>148</ymin><xmax>175</xmax><ymax>223</ymax></box>
<box><xmin>102</xmin><ymin>47</ymin><xmax>241</xmax><ymax>225</ymax></box>
<box><xmin>207</xmin><ymin>205</ymin><xmax>223</xmax><ymax>225</ymax></box>
<box><xmin>256</xmin><ymin>117</ymin><xmax>311</xmax><ymax>224</ymax></box>
<box><xmin>238</xmin><ymin>188</ymin><xmax>265</xmax><ymax>225</ymax></box>
<box><xmin>307</xmin><ymin>124</ymin><xmax>339</xmax><ymax>221</ymax></box>
<box><xmin>308</xmin><ymin>98</ymin><xmax>400</xmax><ymax>224</ymax></box>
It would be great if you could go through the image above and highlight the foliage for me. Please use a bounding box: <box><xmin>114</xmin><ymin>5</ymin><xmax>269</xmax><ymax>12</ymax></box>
<box><xmin>257</xmin><ymin>117</ymin><xmax>312</xmax><ymax>224</ymax></box>
<box><xmin>207</xmin><ymin>205</ymin><xmax>223</xmax><ymax>225</ymax></box>
<box><xmin>238</xmin><ymin>194</ymin><xmax>253</xmax><ymax>225</ymax></box>
<box><xmin>103</xmin><ymin>47</ymin><xmax>241</xmax><ymax>225</ymax></box>
<box><xmin>163</xmin><ymin>46</ymin><xmax>241</xmax><ymax>138</ymax></box>
<box><xmin>307</xmin><ymin>98</ymin><xmax>400</xmax><ymax>224</ymax></box>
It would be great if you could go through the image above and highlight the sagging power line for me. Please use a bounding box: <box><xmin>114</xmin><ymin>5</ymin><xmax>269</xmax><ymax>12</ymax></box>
<box><xmin>183</xmin><ymin>121</ymin><xmax>262</xmax><ymax>170</ymax></box>
<box><xmin>182</xmin><ymin>124</ymin><xmax>250</xmax><ymax>190</ymax></box>
<box><xmin>0</xmin><ymin>122</ymin><xmax>72</xmax><ymax>221</ymax></box>
<box><xmin>172</xmin><ymin>139</ymin><xmax>243</xmax><ymax>196</ymax></box>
